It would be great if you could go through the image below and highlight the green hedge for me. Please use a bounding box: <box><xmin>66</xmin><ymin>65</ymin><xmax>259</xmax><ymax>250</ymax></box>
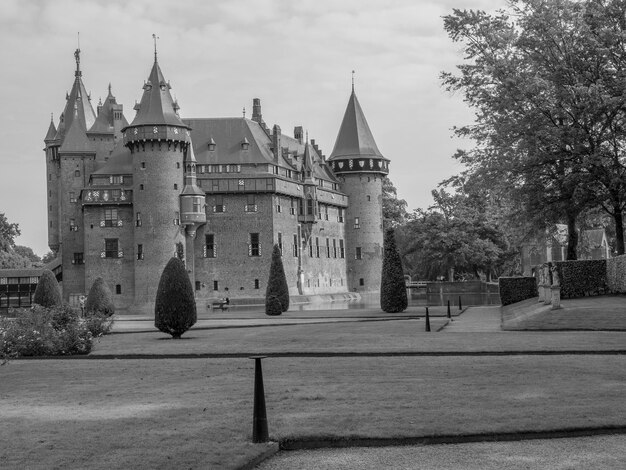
<box><xmin>555</xmin><ymin>260</ymin><xmax>607</xmax><ymax>298</ymax></box>
<box><xmin>498</xmin><ymin>277</ymin><xmax>537</xmax><ymax>306</ymax></box>
<box><xmin>606</xmin><ymin>255</ymin><xmax>626</xmax><ymax>294</ymax></box>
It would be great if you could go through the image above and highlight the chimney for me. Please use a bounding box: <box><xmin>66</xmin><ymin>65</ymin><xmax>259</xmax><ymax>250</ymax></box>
<box><xmin>252</xmin><ymin>98</ymin><xmax>262</xmax><ymax>124</ymax></box>
<box><xmin>272</xmin><ymin>125</ymin><xmax>281</xmax><ymax>162</ymax></box>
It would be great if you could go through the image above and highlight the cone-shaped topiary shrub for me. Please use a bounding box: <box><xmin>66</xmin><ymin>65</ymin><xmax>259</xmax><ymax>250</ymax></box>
<box><xmin>155</xmin><ymin>257</ymin><xmax>197</xmax><ymax>338</ymax></box>
<box><xmin>380</xmin><ymin>228</ymin><xmax>408</xmax><ymax>313</ymax></box>
<box><xmin>265</xmin><ymin>244</ymin><xmax>289</xmax><ymax>315</ymax></box>
<box><xmin>33</xmin><ymin>269</ymin><xmax>62</xmax><ymax>308</ymax></box>
<box><xmin>85</xmin><ymin>277</ymin><xmax>115</xmax><ymax>317</ymax></box>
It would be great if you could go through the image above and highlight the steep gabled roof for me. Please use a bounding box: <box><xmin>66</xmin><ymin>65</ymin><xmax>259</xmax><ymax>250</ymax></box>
<box><xmin>128</xmin><ymin>59</ymin><xmax>188</xmax><ymax>129</ymax></box>
<box><xmin>88</xmin><ymin>84</ymin><xmax>128</xmax><ymax>134</ymax></box>
<box><xmin>92</xmin><ymin>143</ymin><xmax>132</xmax><ymax>175</ymax></box>
<box><xmin>328</xmin><ymin>90</ymin><xmax>383</xmax><ymax>160</ymax></box>
<box><xmin>59</xmin><ymin>108</ymin><xmax>95</xmax><ymax>154</ymax></box>
<box><xmin>44</xmin><ymin>118</ymin><xmax>57</xmax><ymax>142</ymax></box>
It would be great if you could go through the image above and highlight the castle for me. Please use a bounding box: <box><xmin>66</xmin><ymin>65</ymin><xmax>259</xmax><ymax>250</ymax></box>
<box><xmin>43</xmin><ymin>48</ymin><xmax>390</xmax><ymax>312</ymax></box>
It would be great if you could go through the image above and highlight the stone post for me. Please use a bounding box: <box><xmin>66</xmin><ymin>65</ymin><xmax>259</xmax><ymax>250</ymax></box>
<box><xmin>550</xmin><ymin>264</ymin><xmax>561</xmax><ymax>310</ymax></box>
<box><xmin>543</xmin><ymin>264</ymin><xmax>552</xmax><ymax>305</ymax></box>
<box><xmin>537</xmin><ymin>267</ymin><xmax>544</xmax><ymax>302</ymax></box>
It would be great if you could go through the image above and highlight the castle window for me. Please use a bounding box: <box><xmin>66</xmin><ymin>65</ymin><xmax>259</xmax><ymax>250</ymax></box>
<box><xmin>213</xmin><ymin>281</ymin><xmax>219</xmax><ymax>291</ymax></box>
<box><xmin>333</xmin><ymin>239</ymin><xmax>337</xmax><ymax>258</ymax></box>
<box><xmin>111</xmin><ymin>176</ymin><xmax>123</xmax><ymax>184</ymax></box>
<box><xmin>103</xmin><ymin>208</ymin><xmax>119</xmax><ymax>227</ymax></box>
<box><xmin>307</xmin><ymin>197</ymin><xmax>314</xmax><ymax>216</ymax></box>
<box><xmin>140</xmin><ymin>184</ymin><xmax>144</xmax><ymax>190</ymax></box>
<box><xmin>276</xmin><ymin>197</ymin><xmax>282</xmax><ymax>213</ymax></box>
<box><xmin>193</xmin><ymin>197</ymin><xmax>202</xmax><ymax>213</ymax></box>
<box><xmin>326</xmin><ymin>238</ymin><xmax>330</xmax><ymax>258</ymax></box>
<box><xmin>277</xmin><ymin>232</ymin><xmax>283</xmax><ymax>255</ymax></box>
<box><xmin>308</xmin><ymin>241</ymin><xmax>313</xmax><ymax>257</ymax></box>
<box><xmin>141</xmin><ymin>162</ymin><xmax>146</xmax><ymax>169</ymax></box>
<box><xmin>290</xmin><ymin>198</ymin><xmax>296</xmax><ymax>216</ymax></box>
<box><xmin>315</xmin><ymin>237</ymin><xmax>320</xmax><ymax>258</ymax></box>
<box><xmin>338</xmin><ymin>208</ymin><xmax>344</xmax><ymax>223</ymax></box>
<box><xmin>299</xmin><ymin>198</ymin><xmax>304</xmax><ymax>216</ymax></box>
<box><xmin>137</xmin><ymin>244</ymin><xmax>144</xmax><ymax>260</ymax></box>
<box><xmin>104</xmin><ymin>238</ymin><xmax>119</xmax><ymax>258</ymax></box>
<box><xmin>195</xmin><ymin>281</ymin><xmax>201</xmax><ymax>291</ymax></box>
<box><xmin>173</xmin><ymin>212</ymin><xmax>180</xmax><ymax>225</ymax></box>
<box><xmin>136</xmin><ymin>212</ymin><xmax>142</xmax><ymax>227</ymax></box>
<box><xmin>355</xmin><ymin>247</ymin><xmax>362</xmax><ymax>260</ymax></box>
<box><xmin>214</xmin><ymin>195</ymin><xmax>225</xmax><ymax>213</ymax></box>
<box><xmin>317</xmin><ymin>202</ymin><xmax>322</xmax><ymax>219</ymax></box>
<box><xmin>354</xmin><ymin>217</ymin><xmax>360</xmax><ymax>229</ymax></box>
<box><xmin>254</xmin><ymin>279</ymin><xmax>260</xmax><ymax>289</ymax></box>
<box><xmin>116</xmin><ymin>284</ymin><xmax>121</xmax><ymax>295</ymax></box>
<box><xmin>174</xmin><ymin>184</ymin><xmax>178</xmax><ymax>190</ymax></box>
<box><xmin>245</xmin><ymin>195</ymin><xmax>257</xmax><ymax>212</ymax></box>
<box><xmin>69</xmin><ymin>218</ymin><xmax>78</xmax><ymax>231</ymax></box>
<box><xmin>293</xmin><ymin>234</ymin><xmax>298</xmax><ymax>257</ymax></box>
<box><xmin>74</xmin><ymin>170</ymin><xmax>80</xmax><ymax>177</ymax></box>
<box><xmin>249</xmin><ymin>233</ymin><xmax>260</xmax><ymax>257</ymax></box>
<box><xmin>360</xmin><ymin>278</ymin><xmax>365</xmax><ymax>286</ymax></box>
<box><xmin>204</xmin><ymin>234</ymin><xmax>216</xmax><ymax>258</ymax></box>
<box><xmin>324</xmin><ymin>205</ymin><xmax>329</xmax><ymax>220</ymax></box>
<box><xmin>367</xmin><ymin>195</ymin><xmax>371</xmax><ymax>201</ymax></box>
<box><xmin>69</xmin><ymin>192</ymin><xmax>76</xmax><ymax>203</ymax></box>
<box><xmin>72</xmin><ymin>252</ymin><xmax>83</xmax><ymax>265</ymax></box>
<box><xmin>176</xmin><ymin>162</ymin><xmax>180</xmax><ymax>169</ymax></box>
<box><xmin>340</xmin><ymin>239</ymin><xmax>345</xmax><ymax>259</ymax></box>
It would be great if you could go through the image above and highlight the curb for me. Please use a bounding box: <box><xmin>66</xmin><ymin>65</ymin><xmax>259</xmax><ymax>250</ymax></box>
<box><xmin>10</xmin><ymin>349</ymin><xmax>626</xmax><ymax>360</ymax></box>
<box><xmin>235</xmin><ymin>442</ymin><xmax>280</xmax><ymax>470</ymax></box>
<box><xmin>278</xmin><ymin>425</ymin><xmax>626</xmax><ymax>451</ymax></box>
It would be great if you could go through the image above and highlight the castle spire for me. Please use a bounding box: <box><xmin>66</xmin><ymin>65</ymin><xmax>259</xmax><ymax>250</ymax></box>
<box><xmin>152</xmin><ymin>33</ymin><xmax>159</xmax><ymax>63</ymax></box>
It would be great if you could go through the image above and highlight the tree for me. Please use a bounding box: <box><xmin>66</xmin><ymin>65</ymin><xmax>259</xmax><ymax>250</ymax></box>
<box><xmin>441</xmin><ymin>0</ymin><xmax>626</xmax><ymax>259</ymax></box>
<box><xmin>0</xmin><ymin>250</ymin><xmax>32</xmax><ymax>269</ymax></box>
<box><xmin>380</xmin><ymin>228</ymin><xmax>408</xmax><ymax>313</ymax></box>
<box><xmin>265</xmin><ymin>244</ymin><xmax>289</xmax><ymax>315</ymax></box>
<box><xmin>41</xmin><ymin>251</ymin><xmax>56</xmax><ymax>265</ymax></box>
<box><xmin>0</xmin><ymin>212</ymin><xmax>20</xmax><ymax>250</ymax></box>
<box><xmin>85</xmin><ymin>277</ymin><xmax>115</xmax><ymax>317</ymax></box>
<box><xmin>32</xmin><ymin>270</ymin><xmax>62</xmax><ymax>308</ymax></box>
<box><xmin>155</xmin><ymin>257</ymin><xmax>197</xmax><ymax>339</ymax></box>
<box><xmin>382</xmin><ymin>177</ymin><xmax>408</xmax><ymax>229</ymax></box>
<box><xmin>14</xmin><ymin>246</ymin><xmax>41</xmax><ymax>265</ymax></box>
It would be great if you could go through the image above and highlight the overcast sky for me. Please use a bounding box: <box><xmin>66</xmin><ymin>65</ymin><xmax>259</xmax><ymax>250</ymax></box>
<box><xmin>0</xmin><ymin>0</ymin><xmax>507</xmax><ymax>256</ymax></box>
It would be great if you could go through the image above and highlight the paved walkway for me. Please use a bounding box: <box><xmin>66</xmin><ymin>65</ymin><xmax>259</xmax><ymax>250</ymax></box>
<box><xmin>442</xmin><ymin>306</ymin><xmax>502</xmax><ymax>333</ymax></box>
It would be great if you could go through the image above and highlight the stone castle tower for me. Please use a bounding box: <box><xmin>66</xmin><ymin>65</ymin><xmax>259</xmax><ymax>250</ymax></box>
<box><xmin>43</xmin><ymin>48</ymin><xmax>390</xmax><ymax>310</ymax></box>
<box><xmin>328</xmin><ymin>85</ymin><xmax>389</xmax><ymax>292</ymax></box>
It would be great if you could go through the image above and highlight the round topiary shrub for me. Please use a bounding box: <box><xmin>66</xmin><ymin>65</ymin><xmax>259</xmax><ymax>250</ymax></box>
<box><xmin>32</xmin><ymin>269</ymin><xmax>62</xmax><ymax>308</ymax></box>
<box><xmin>85</xmin><ymin>277</ymin><xmax>115</xmax><ymax>317</ymax></box>
<box><xmin>380</xmin><ymin>228</ymin><xmax>408</xmax><ymax>313</ymax></box>
<box><xmin>265</xmin><ymin>244</ymin><xmax>289</xmax><ymax>315</ymax></box>
<box><xmin>155</xmin><ymin>257</ymin><xmax>197</xmax><ymax>338</ymax></box>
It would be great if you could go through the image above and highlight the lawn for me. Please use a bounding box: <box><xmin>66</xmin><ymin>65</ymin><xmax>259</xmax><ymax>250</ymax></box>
<box><xmin>1</xmin><ymin>355</ymin><xmax>625</xmax><ymax>469</ymax></box>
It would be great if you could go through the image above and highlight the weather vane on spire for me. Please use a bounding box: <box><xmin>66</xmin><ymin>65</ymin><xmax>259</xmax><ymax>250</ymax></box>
<box><xmin>352</xmin><ymin>70</ymin><xmax>356</xmax><ymax>92</ymax></box>
<box><xmin>152</xmin><ymin>34</ymin><xmax>159</xmax><ymax>61</ymax></box>
<box><xmin>74</xmin><ymin>33</ymin><xmax>81</xmax><ymax>76</ymax></box>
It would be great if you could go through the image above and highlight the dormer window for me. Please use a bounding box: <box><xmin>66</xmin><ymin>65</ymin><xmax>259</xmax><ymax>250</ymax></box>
<box><xmin>208</xmin><ymin>138</ymin><xmax>216</xmax><ymax>151</ymax></box>
<box><xmin>241</xmin><ymin>137</ymin><xmax>250</xmax><ymax>150</ymax></box>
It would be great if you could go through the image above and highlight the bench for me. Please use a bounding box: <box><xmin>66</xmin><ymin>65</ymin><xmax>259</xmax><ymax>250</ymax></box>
<box><xmin>210</xmin><ymin>301</ymin><xmax>229</xmax><ymax>311</ymax></box>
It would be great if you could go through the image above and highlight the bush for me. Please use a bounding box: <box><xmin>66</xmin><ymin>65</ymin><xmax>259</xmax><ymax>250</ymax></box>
<box><xmin>0</xmin><ymin>305</ymin><xmax>94</xmax><ymax>357</ymax></box>
<box><xmin>32</xmin><ymin>269</ymin><xmax>62</xmax><ymax>308</ymax></box>
<box><xmin>155</xmin><ymin>257</ymin><xmax>197</xmax><ymax>338</ymax></box>
<box><xmin>555</xmin><ymin>260</ymin><xmax>607</xmax><ymax>298</ymax></box>
<box><xmin>83</xmin><ymin>311</ymin><xmax>114</xmax><ymax>337</ymax></box>
<box><xmin>380</xmin><ymin>228</ymin><xmax>408</xmax><ymax>313</ymax></box>
<box><xmin>85</xmin><ymin>277</ymin><xmax>115</xmax><ymax>317</ymax></box>
<box><xmin>265</xmin><ymin>244</ymin><xmax>289</xmax><ymax>315</ymax></box>
<box><xmin>499</xmin><ymin>276</ymin><xmax>537</xmax><ymax>306</ymax></box>
<box><xmin>606</xmin><ymin>254</ymin><xmax>626</xmax><ymax>294</ymax></box>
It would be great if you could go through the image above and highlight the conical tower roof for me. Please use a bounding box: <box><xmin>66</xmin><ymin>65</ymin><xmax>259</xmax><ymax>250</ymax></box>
<box><xmin>44</xmin><ymin>117</ymin><xmax>57</xmax><ymax>143</ymax></box>
<box><xmin>328</xmin><ymin>89</ymin><xmax>382</xmax><ymax>160</ymax></box>
<box><xmin>57</xmin><ymin>48</ymin><xmax>97</xmax><ymax>141</ymax></box>
<box><xmin>128</xmin><ymin>58</ymin><xmax>189</xmax><ymax>129</ymax></box>
<box><xmin>59</xmin><ymin>105</ymin><xmax>96</xmax><ymax>154</ymax></box>
<box><xmin>181</xmin><ymin>143</ymin><xmax>205</xmax><ymax>196</ymax></box>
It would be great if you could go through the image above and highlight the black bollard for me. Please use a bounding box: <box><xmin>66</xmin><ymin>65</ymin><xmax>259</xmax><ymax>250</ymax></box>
<box><xmin>250</xmin><ymin>356</ymin><xmax>269</xmax><ymax>443</ymax></box>
<box><xmin>425</xmin><ymin>307</ymin><xmax>431</xmax><ymax>332</ymax></box>
<box><xmin>458</xmin><ymin>296</ymin><xmax>462</xmax><ymax>310</ymax></box>
<box><xmin>447</xmin><ymin>300</ymin><xmax>451</xmax><ymax>319</ymax></box>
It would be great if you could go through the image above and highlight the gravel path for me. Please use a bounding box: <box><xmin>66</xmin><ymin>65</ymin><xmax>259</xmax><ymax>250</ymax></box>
<box><xmin>255</xmin><ymin>434</ymin><xmax>626</xmax><ymax>469</ymax></box>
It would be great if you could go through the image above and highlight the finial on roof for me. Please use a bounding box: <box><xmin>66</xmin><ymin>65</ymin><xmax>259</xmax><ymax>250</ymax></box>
<box><xmin>243</xmin><ymin>106</ymin><xmax>246</xmax><ymax>118</ymax></box>
<box><xmin>74</xmin><ymin>43</ymin><xmax>81</xmax><ymax>77</ymax></box>
<box><xmin>306</xmin><ymin>130</ymin><xmax>309</xmax><ymax>143</ymax></box>
<box><xmin>108</xmin><ymin>82</ymin><xmax>112</xmax><ymax>95</ymax></box>
<box><xmin>50</xmin><ymin>113</ymin><xmax>54</xmax><ymax>122</ymax></box>
<box><xmin>152</xmin><ymin>34</ymin><xmax>159</xmax><ymax>62</ymax></box>
<box><xmin>351</xmin><ymin>70</ymin><xmax>355</xmax><ymax>93</ymax></box>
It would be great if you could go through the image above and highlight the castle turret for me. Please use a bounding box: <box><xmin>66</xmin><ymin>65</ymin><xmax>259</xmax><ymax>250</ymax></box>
<box><xmin>123</xmin><ymin>50</ymin><xmax>190</xmax><ymax>310</ymax></box>
<box><xmin>44</xmin><ymin>116</ymin><xmax>60</xmax><ymax>254</ymax></box>
<box><xmin>328</xmin><ymin>87</ymin><xmax>389</xmax><ymax>292</ymax></box>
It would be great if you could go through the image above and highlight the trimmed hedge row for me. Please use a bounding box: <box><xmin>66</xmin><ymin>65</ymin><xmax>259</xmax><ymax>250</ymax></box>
<box><xmin>498</xmin><ymin>276</ymin><xmax>537</xmax><ymax>306</ymax></box>
<box><xmin>606</xmin><ymin>254</ymin><xmax>626</xmax><ymax>294</ymax></box>
<box><xmin>554</xmin><ymin>259</ymin><xmax>607</xmax><ymax>298</ymax></box>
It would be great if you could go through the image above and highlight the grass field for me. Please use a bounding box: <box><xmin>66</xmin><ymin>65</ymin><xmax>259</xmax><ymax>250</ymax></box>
<box><xmin>2</xmin><ymin>355</ymin><xmax>625</xmax><ymax>469</ymax></box>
